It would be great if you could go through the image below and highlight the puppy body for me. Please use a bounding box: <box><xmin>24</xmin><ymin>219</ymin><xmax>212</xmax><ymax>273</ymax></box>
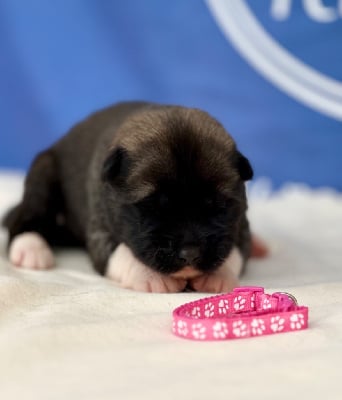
<box><xmin>4</xmin><ymin>102</ymin><xmax>253</xmax><ymax>292</ymax></box>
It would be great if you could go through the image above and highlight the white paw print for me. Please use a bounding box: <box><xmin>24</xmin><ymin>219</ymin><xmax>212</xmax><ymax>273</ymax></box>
<box><xmin>234</xmin><ymin>295</ymin><xmax>247</xmax><ymax>311</ymax></box>
<box><xmin>290</xmin><ymin>313</ymin><xmax>305</xmax><ymax>330</ymax></box>
<box><xmin>262</xmin><ymin>298</ymin><xmax>272</xmax><ymax>310</ymax></box>
<box><xmin>192</xmin><ymin>323</ymin><xmax>207</xmax><ymax>340</ymax></box>
<box><xmin>251</xmin><ymin>318</ymin><xmax>266</xmax><ymax>335</ymax></box>
<box><xmin>191</xmin><ymin>306</ymin><xmax>201</xmax><ymax>318</ymax></box>
<box><xmin>177</xmin><ymin>320</ymin><xmax>189</xmax><ymax>336</ymax></box>
<box><xmin>204</xmin><ymin>302</ymin><xmax>215</xmax><ymax>317</ymax></box>
<box><xmin>232</xmin><ymin>320</ymin><xmax>248</xmax><ymax>337</ymax></box>
<box><xmin>212</xmin><ymin>322</ymin><xmax>229</xmax><ymax>339</ymax></box>
<box><xmin>218</xmin><ymin>299</ymin><xmax>229</xmax><ymax>314</ymax></box>
<box><xmin>250</xmin><ymin>294</ymin><xmax>256</xmax><ymax>309</ymax></box>
<box><xmin>270</xmin><ymin>316</ymin><xmax>285</xmax><ymax>332</ymax></box>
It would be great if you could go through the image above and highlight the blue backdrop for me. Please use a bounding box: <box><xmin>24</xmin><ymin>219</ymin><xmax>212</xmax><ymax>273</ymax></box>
<box><xmin>1</xmin><ymin>0</ymin><xmax>341</xmax><ymax>189</ymax></box>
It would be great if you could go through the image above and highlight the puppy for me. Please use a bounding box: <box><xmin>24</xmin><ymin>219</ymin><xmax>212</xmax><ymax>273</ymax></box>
<box><xmin>3</xmin><ymin>102</ymin><xmax>254</xmax><ymax>293</ymax></box>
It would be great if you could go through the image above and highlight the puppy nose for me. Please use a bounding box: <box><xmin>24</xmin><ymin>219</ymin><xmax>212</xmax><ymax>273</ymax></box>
<box><xmin>179</xmin><ymin>246</ymin><xmax>200</xmax><ymax>265</ymax></box>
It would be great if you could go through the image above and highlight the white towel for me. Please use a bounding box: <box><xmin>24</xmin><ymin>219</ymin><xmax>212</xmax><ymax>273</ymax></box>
<box><xmin>1</xmin><ymin>172</ymin><xmax>341</xmax><ymax>400</ymax></box>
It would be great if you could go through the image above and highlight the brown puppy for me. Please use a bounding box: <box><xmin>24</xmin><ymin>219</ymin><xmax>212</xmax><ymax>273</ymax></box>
<box><xmin>4</xmin><ymin>102</ymin><xmax>253</xmax><ymax>292</ymax></box>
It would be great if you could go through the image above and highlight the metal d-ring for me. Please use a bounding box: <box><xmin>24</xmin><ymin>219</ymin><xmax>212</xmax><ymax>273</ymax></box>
<box><xmin>276</xmin><ymin>292</ymin><xmax>298</xmax><ymax>306</ymax></box>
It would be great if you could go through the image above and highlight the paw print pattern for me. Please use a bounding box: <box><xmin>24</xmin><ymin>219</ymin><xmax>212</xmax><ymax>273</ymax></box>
<box><xmin>176</xmin><ymin>321</ymin><xmax>189</xmax><ymax>336</ymax></box>
<box><xmin>251</xmin><ymin>318</ymin><xmax>266</xmax><ymax>335</ymax></box>
<box><xmin>232</xmin><ymin>320</ymin><xmax>248</xmax><ymax>337</ymax></box>
<box><xmin>233</xmin><ymin>295</ymin><xmax>247</xmax><ymax>311</ymax></box>
<box><xmin>270</xmin><ymin>316</ymin><xmax>285</xmax><ymax>332</ymax></box>
<box><xmin>262</xmin><ymin>298</ymin><xmax>272</xmax><ymax>310</ymax></box>
<box><xmin>290</xmin><ymin>313</ymin><xmax>305</xmax><ymax>330</ymax></box>
<box><xmin>218</xmin><ymin>299</ymin><xmax>230</xmax><ymax>314</ymax></box>
<box><xmin>204</xmin><ymin>302</ymin><xmax>215</xmax><ymax>317</ymax></box>
<box><xmin>191</xmin><ymin>306</ymin><xmax>201</xmax><ymax>318</ymax></box>
<box><xmin>250</xmin><ymin>294</ymin><xmax>256</xmax><ymax>309</ymax></box>
<box><xmin>212</xmin><ymin>322</ymin><xmax>229</xmax><ymax>339</ymax></box>
<box><xmin>192</xmin><ymin>323</ymin><xmax>207</xmax><ymax>340</ymax></box>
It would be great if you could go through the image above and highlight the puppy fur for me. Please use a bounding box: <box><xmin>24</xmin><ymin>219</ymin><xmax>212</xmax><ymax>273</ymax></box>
<box><xmin>3</xmin><ymin>102</ymin><xmax>253</xmax><ymax>292</ymax></box>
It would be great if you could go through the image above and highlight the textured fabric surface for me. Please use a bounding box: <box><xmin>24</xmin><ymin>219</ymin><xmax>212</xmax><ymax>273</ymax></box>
<box><xmin>0</xmin><ymin>172</ymin><xmax>341</xmax><ymax>400</ymax></box>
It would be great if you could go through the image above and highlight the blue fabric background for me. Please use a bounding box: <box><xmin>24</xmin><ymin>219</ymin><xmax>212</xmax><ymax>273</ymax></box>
<box><xmin>1</xmin><ymin>0</ymin><xmax>341</xmax><ymax>189</ymax></box>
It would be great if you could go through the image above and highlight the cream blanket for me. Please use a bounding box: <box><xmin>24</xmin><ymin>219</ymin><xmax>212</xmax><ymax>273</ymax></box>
<box><xmin>1</xmin><ymin>172</ymin><xmax>341</xmax><ymax>400</ymax></box>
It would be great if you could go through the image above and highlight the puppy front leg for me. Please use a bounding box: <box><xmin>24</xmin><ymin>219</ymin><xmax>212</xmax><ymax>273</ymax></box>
<box><xmin>86</xmin><ymin>216</ymin><xmax>186</xmax><ymax>292</ymax></box>
<box><xmin>9</xmin><ymin>232</ymin><xmax>54</xmax><ymax>270</ymax></box>
<box><xmin>106</xmin><ymin>243</ymin><xmax>187</xmax><ymax>293</ymax></box>
<box><xmin>86</xmin><ymin>214</ymin><xmax>118</xmax><ymax>275</ymax></box>
<box><xmin>5</xmin><ymin>150</ymin><xmax>58</xmax><ymax>270</ymax></box>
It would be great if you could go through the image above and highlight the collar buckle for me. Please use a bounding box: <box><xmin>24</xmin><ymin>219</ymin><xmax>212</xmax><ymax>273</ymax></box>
<box><xmin>272</xmin><ymin>292</ymin><xmax>298</xmax><ymax>311</ymax></box>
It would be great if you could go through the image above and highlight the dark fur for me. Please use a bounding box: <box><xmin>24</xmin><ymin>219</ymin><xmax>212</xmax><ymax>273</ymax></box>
<box><xmin>3</xmin><ymin>102</ymin><xmax>253</xmax><ymax>276</ymax></box>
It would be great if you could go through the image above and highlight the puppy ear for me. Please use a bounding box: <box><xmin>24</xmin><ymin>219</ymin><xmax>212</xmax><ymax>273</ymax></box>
<box><xmin>235</xmin><ymin>151</ymin><xmax>253</xmax><ymax>181</ymax></box>
<box><xmin>101</xmin><ymin>147</ymin><xmax>130</xmax><ymax>185</ymax></box>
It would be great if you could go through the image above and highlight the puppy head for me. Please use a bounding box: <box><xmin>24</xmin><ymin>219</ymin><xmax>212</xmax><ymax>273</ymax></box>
<box><xmin>102</xmin><ymin>106</ymin><xmax>253</xmax><ymax>275</ymax></box>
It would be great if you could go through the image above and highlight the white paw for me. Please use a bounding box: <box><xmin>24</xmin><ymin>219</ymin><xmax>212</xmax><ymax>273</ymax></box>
<box><xmin>189</xmin><ymin>270</ymin><xmax>238</xmax><ymax>293</ymax></box>
<box><xmin>222</xmin><ymin>246</ymin><xmax>244</xmax><ymax>277</ymax></box>
<box><xmin>189</xmin><ymin>247</ymin><xmax>242</xmax><ymax>293</ymax></box>
<box><xmin>9</xmin><ymin>232</ymin><xmax>54</xmax><ymax>270</ymax></box>
<box><xmin>106</xmin><ymin>243</ymin><xmax>187</xmax><ymax>293</ymax></box>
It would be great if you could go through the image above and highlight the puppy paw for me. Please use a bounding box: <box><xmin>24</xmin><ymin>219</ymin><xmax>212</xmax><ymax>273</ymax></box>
<box><xmin>190</xmin><ymin>271</ymin><xmax>238</xmax><ymax>293</ymax></box>
<box><xmin>189</xmin><ymin>247</ymin><xmax>242</xmax><ymax>293</ymax></box>
<box><xmin>9</xmin><ymin>232</ymin><xmax>55</xmax><ymax>270</ymax></box>
<box><xmin>106</xmin><ymin>243</ymin><xmax>187</xmax><ymax>293</ymax></box>
<box><xmin>133</xmin><ymin>274</ymin><xmax>187</xmax><ymax>293</ymax></box>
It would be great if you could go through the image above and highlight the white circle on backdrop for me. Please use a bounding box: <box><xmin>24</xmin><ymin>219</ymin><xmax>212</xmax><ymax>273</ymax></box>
<box><xmin>206</xmin><ymin>0</ymin><xmax>342</xmax><ymax>121</ymax></box>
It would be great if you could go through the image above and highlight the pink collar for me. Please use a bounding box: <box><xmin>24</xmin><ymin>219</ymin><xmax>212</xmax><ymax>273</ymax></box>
<box><xmin>172</xmin><ymin>286</ymin><xmax>309</xmax><ymax>340</ymax></box>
